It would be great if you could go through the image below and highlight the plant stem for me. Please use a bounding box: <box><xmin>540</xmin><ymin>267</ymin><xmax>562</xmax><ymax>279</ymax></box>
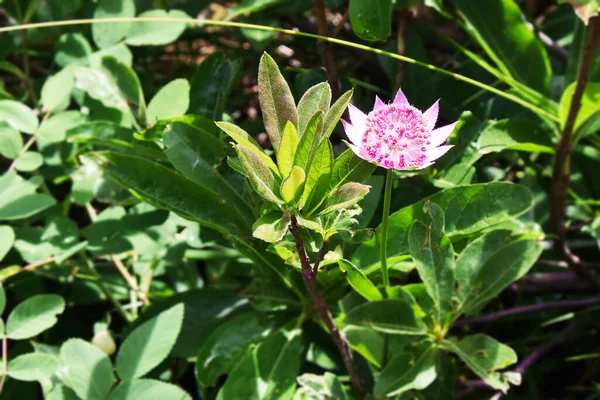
<box><xmin>0</xmin><ymin>335</ymin><xmax>7</xmax><ymax>394</ymax></box>
<box><xmin>313</xmin><ymin>0</ymin><xmax>341</xmax><ymax>101</ymax></box>
<box><xmin>289</xmin><ymin>217</ymin><xmax>366</xmax><ymax>399</ymax></box>
<box><xmin>380</xmin><ymin>168</ymin><xmax>394</xmax><ymax>289</ymax></box>
<box><xmin>549</xmin><ymin>15</ymin><xmax>600</xmax><ymax>290</ymax></box>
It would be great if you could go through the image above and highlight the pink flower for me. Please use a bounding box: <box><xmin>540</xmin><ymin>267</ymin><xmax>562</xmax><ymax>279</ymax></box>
<box><xmin>342</xmin><ymin>89</ymin><xmax>457</xmax><ymax>170</ymax></box>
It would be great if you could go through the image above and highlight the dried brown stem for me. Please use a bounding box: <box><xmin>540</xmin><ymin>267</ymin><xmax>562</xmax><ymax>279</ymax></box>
<box><xmin>290</xmin><ymin>217</ymin><xmax>365</xmax><ymax>398</ymax></box>
<box><xmin>313</xmin><ymin>0</ymin><xmax>341</xmax><ymax>101</ymax></box>
<box><xmin>549</xmin><ymin>15</ymin><xmax>600</xmax><ymax>290</ymax></box>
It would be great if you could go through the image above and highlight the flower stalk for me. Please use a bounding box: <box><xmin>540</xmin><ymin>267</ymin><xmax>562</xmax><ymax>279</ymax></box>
<box><xmin>380</xmin><ymin>168</ymin><xmax>394</xmax><ymax>288</ymax></box>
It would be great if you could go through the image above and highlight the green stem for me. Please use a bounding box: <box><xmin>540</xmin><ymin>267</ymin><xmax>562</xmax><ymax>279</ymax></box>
<box><xmin>380</xmin><ymin>168</ymin><xmax>394</xmax><ymax>289</ymax></box>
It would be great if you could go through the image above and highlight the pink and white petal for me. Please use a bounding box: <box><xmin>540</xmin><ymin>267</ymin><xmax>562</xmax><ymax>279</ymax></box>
<box><xmin>374</xmin><ymin>95</ymin><xmax>385</xmax><ymax>109</ymax></box>
<box><xmin>348</xmin><ymin>103</ymin><xmax>368</xmax><ymax>128</ymax></box>
<box><xmin>393</xmin><ymin>89</ymin><xmax>409</xmax><ymax>105</ymax></box>
<box><xmin>347</xmin><ymin>142</ymin><xmax>366</xmax><ymax>160</ymax></box>
<box><xmin>423</xmin><ymin>100</ymin><xmax>439</xmax><ymax>131</ymax></box>
<box><xmin>430</xmin><ymin>122</ymin><xmax>457</xmax><ymax>147</ymax></box>
<box><xmin>414</xmin><ymin>161</ymin><xmax>435</xmax><ymax>170</ymax></box>
<box><xmin>425</xmin><ymin>145</ymin><xmax>453</xmax><ymax>162</ymax></box>
<box><xmin>341</xmin><ymin>119</ymin><xmax>363</xmax><ymax>145</ymax></box>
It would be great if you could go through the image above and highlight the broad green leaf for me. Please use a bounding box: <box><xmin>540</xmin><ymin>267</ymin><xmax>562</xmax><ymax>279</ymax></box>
<box><xmin>60</xmin><ymin>339</ymin><xmax>114</xmax><ymax>400</ymax></box>
<box><xmin>195</xmin><ymin>313</ymin><xmax>279</xmax><ymax>388</ymax></box>
<box><xmin>92</xmin><ymin>0</ymin><xmax>136</xmax><ymax>49</ymax></box>
<box><xmin>108</xmin><ymin>379</ymin><xmax>191</xmax><ymax>400</ymax></box>
<box><xmin>89</xmin><ymin>43</ymin><xmax>133</xmax><ymax>68</ymax></box>
<box><xmin>456</xmin><ymin>233</ymin><xmax>543</xmax><ymax>315</ymax></box>
<box><xmin>74</xmin><ymin>67</ymin><xmax>131</xmax><ymax>117</ymax></box>
<box><xmin>217</xmin><ymin>327</ymin><xmax>302</xmax><ymax>400</ymax></box>
<box><xmin>293</xmin><ymin>111</ymin><xmax>324</xmax><ymax>173</ymax></box>
<box><xmin>477</xmin><ymin>118</ymin><xmax>555</xmax><ymax>154</ymax></box>
<box><xmin>40</xmin><ymin>65</ymin><xmax>74</xmax><ymax>112</ymax></box>
<box><xmin>278</xmin><ymin>121</ymin><xmax>299</xmax><ymax>177</ymax></box>
<box><xmin>344</xmin><ymin>326</ymin><xmax>385</xmax><ymax>368</ymax></box>
<box><xmin>236</xmin><ymin>144</ymin><xmax>283</xmax><ymax>204</ymax></box>
<box><xmin>0</xmin><ymin>225</ymin><xmax>15</xmax><ymax>262</ymax></box>
<box><xmin>47</xmin><ymin>384</ymin><xmax>80</xmax><ymax>400</ymax></box>
<box><xmin>14</xmin><ymin>152</ymin><xmax>43</xmax><ymax>172</ymax></box>
<box><xmin>318</xmin><ymin>182</ymin><xmax>370</xmax><ymax>215</ymax></box>
<box><xmin>433</xmin><ymin>163</ymin><xmax>476</xmax><ymax>189</ymax></box>
<box><xmin>258</xmin><ymin>52</ymin><xmax>297</xmax><ymax>152</ymax></box>
<box><xmin>40</xmin><ymin>111</ymin><xmax>87</xmax><ymax>144</ymax></box>
<box><xmin>125</xmin><ymin>10</ymin><xmax>190</xmax><ymax>46</ymax></box>
<box><xmin>216</xmin><ymin>121</ymin><xmax>281</xmax><ymax>177</ymax></box>
<box><xmin>7</xmin><ymin>353</ymin><xmax>59</xmax><ymax>382</ymax></box>
<box><xmin>441</xmin><ymin>334</ymin><xmax>518</xmax><ymax>393</ymax></box>
<box><xmin>344</xmin><ymin>299</ymin><xmax>426</xmax><ymax>335</ymax></box>
<box><xmin>253</xmin><ymin>211</ymin><xmax>291</xmax><ymax>243</ymax></box>
<box><xmin>323</xmin><ymin>89</ymin><xmax>353</xmax><ymax>139</ymax></box>
<box><xmin>189</xmin><ymin>51</ymin><xmax>241</xmax><ymax>120</ymax></box>
<box><xmin>100</xmin><ymin>56</ymin><xmax>145</xmax><ymax>118</ymax></box>
<box><xmin>409</xmin><ymin>202</ymin><xmax>455</xmax><ymax>327</ymax></box>
<box><xmin>0</xmin><ymin>100</ymin><xmax>38</xmax><ymax>134</ymax></box>
<box><xmin>352</xmin><ymin>183</ymin><xmax>534</xmax><ymax>273</ymax></box>
<box><xmin>330</xmin><ymin>149</ymin><xmax>376</xmax><ymax>193</ymax></box>
<box><xmin>227</xmin><ymin>0</ymin><xmax>286</xmax><ymax>19</ymax></box>
<box><xmin>454</xmin><ymin>0</ymin><xmax>551</xmax><ymax>93</ymax></box>
<box><xmin>116</xmin><ymin>303</ymin><xmax>184</xmax><ymax>380</ymax></box>
<box><xmin>0</xmin><ymin>122</ymin><xmax>23</xmax><ymax>159</ymax></box>
<box><xmin>302</xmin><ymin>139</ymin><xmax>333</xmax><ymax>215</ymax></box>
<box><xmin>55</xmin><ymin>33</ymin><xmax>92</xmax><ymax>67</ymax></box>
<box><xmin>93</xmin><ymin>151</ymin><xmax>247</xmax><ymax>236</ymax></box>
<box><xmin>349</xmin><ymin>0</ymin><xmax>393</xmax><ymax>41</ymax></box>
<box><xmin>146</xmin><ymin>79</ymin><xmax>190</xmax><ymax>123</ymax></box>
<box><xmin>559</xmin><ymin>82</ymin><xmax>600</xmax><ymax>132</ymax></box>
<box><xmin>0</xmin><ymin>172</ymin><xmax>56</xmax><ymax>221</ymax></box>
<box><xmin>281</xmin><ymin>166</ymin><xmax>306</xmax><ymax>204</ymax></box>
<box><xmin>374</xmin><ymin>347</ymin><xmax>439</xmax><ymax>397</ymax></box>
<box><xmin>294</xmin><ymin>372</ymin><xmax>348</xmax><ymax>400</ymax></box>
<box><xmin>337</xmin><ymin>259</ymin><xmax>382</xmax><ymax>301</ymax></box>
<box><xmin>297</xmin><ymin>82</ymin><xmax>331</xmax><ymax>136</ymax></box>
<box><xmin>6</xmin><ymin>295</ymin><xmax>65</xmax><ymax>340</ymax></box>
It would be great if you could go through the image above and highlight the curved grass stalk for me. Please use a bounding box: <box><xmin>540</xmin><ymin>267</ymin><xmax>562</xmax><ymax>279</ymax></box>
<box><xmin>0</xmin><ymin>17</ymin><xmax>559</xmax><ymax>122</ymax></box>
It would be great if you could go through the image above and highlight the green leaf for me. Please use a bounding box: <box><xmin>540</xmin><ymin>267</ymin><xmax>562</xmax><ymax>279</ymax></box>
<box><xmin>7</xmin><ymin>353</ymin><xmax>59</xmax><ymax>382</ymax></box>
<box><xmin>559</xmin><ymin>0</ymin><xmax>600</xmax><ymax>24</ymax></box>
<box><xmin>6</xmin><ymin>295</ymin><xmax>65</xmax><ymax>339</ymax></box>
<box><xmin>477</xmin><ymin>118</ymin><xmax>555</xmax><ymax>154</ymax></box>
<box><xmin>278</xmin><ymin>121</ymin><xmax>299</xmax><ymax>177</ymax></box>
<box><xmin>40</xmin><ymin>111</ymin><xmax>87</xmax><ymax>144</ymax></box>
<box><xmin>433</xmin><ymin>163</ymin><xmax>476</xmax><ymax>189</ymax></box>
<box><xmin>60</xmin><ymin>339</ymin><xmax>115</xmax><ymax>400</ymax></box>
<box><xmin>297</xmin><ymin>82</ymin><xmax>331</xmax><ymax>136</ymax></box>
<box><xmin>92</xmin><ymin>0</ymin><xmax>136</xmax><ymax>49</ymax></box>
<box><xmin>47</xmin><ymin>384</ymin><xmax>80</xmax><ymax>400</ymax></box>
<box><xmin>441</xmin><ymin>334</ymin><xmax>518</xmax><ymax>393</ymax></box>
<box><xmin>13</xmin><ymin>152</ymin><xmax>43</xmax><ymax>172</ymax></box>
<box><xmin>258</xmin><ymin>52</ymin><xmax>298</xmax><ymax>152</ymax></box>
<box><xmin>75</xmin><ymin>66</ymin><xmax>131</xmax><ymax>119</ymax></box>
<box><xmin>55</xmin><ymin>33</ymin><xmax>92</xmax><ymax>67</ymax></box>
<box><xmin>294</xmin><ymin>372</ymin><xmax>348</xmax><ymax>400</ymax></box>
<box><xmin>281</xmin><ymin>166</ymin><xmax>306</xmax><ymax>204</ymax></box>
<box><xmin>217</xmin><ymin>327</ymin><xmax>303</xmax><ymax>400</ymax></box>
<box><xmin>293</xmin><ymin>111</ymin><xmax>324</xmax><ymax>173</ymax></box>
<box><xmin>302</xmin><ymin>139</ymin><xmax>333</xmax><ymax>215</ymax></box>
<box><xmin>344</xmin><ymin>326</ymin><xmax>385</xmax><ymax>367</ymax></box>
<box><xmin>453</xmin><ymin>0</ymin><xmax>551</xmax><ymax>93</ymax></box>
<box><xmin>559</xmin><ymin>82</ymin><xmax>600</xmax><ymax>132</ymax></box>
<box><xmin>352</xmin><ymin>182</ymin><xmax>534</xmax><ymax>274</ymax></box>
<box><xmin>108</xmin><ymin>379</ymin><xmax>191</xmax><ymax>400</ymax></box>
<box><xmin>93</xmin><ymin>151</ymin><xmax>247</xmax><ymax>236</ymax></box>
<box><xmin>349</xmin><ymin>0</ymin><xmax>393</xmax><ymax>41</ymax></box>
<box><xmin>125</xmin><ymin>10</ymin><xmax>190</xmax><ymax>46</ymax></box>
<box><xmin>146</xmin><ymin>79</ymin><xmax>190</xmax><ymax>123</ymax></box>
<box><xmin>227</xmin><ymin>0</ymin><xmax>286</xmax><ymax>19</ymax></box>
<box><xmin>344</xmin><ymin>299</ymin><xmax>426</xmax><ymax>335</ymax></box>
<box><xmin>0</xmin><ymin>172</ymin><xmax>56</xmax><ymax>221</ymax></box>
<box><xmin>40</xmin><ymin>65</ymin><xmax>75</xmax><ymax>112</ymax></box>
<box><xmin>0</xmin><ymin>100</ymin><xmax>38</xmax><ymax>134</ymax></box>
<box><xmin>374</xmin><ymin>347</ymin><xmax>439</xmax><ymax>397</ymax></box>
<box><xmin>0</xmin><ymin>122</ymin><xmax>23</xmax><ymax>159</ymax></box>
<box><xmin>195</xmin><ymin>313</ymin><xmax>279</xmax><ymax>388</ymax></box>
<box><xmin>323</xmin><ymin>89</ymin><xmax>353</xmax><ymax>139</ymax></box>
<box><xmin>100</xmin><ymin>56</ymin><xmax>145</xmax><ymax>119</ymax></box>
<box><xmin>236</xmin><ymin>144</ymin><xmax>283</xmax><ymax>204</ymax></box>
<box><xmin>455</xmin><ymin>232</ymin><xmax>543</xmax><ymax>315</ymax></box>
<box><xmin>116</xmin><ymin>303</ymin><xmax>184</xmax><ymax>380</ymax></box>
<box><xmin>0</xmin><ymin>283</ymin><xmax>5</xmax><ymax>314</ymax></box>
<box><xmin>253</xmin><ymin>211</ymin><xmax>291</xmax><ymax>243</ymax></box>
<box><xmin>319</xmin><ymin>182</ymin><xmax>370</xmax><ymax>215</ymax></box>
<box><xmin>0</xmin><ymin>225</ymin><xmax>14</xmax><ymax>262</ymax></box>
<box><xmin>216</xmin><ymin>121</ymin><xmax>281</xmax><ymax>177</ymax></box>
<box><xmin>189</xmin><ymin>51</ymin><xmax>241</xmax><ymax>120</ymax></box>
<box><xmin>409</xmin><ymin>202</ymin><xmax>455</xmax><ymax>327</ymax></box>
<box><xmin>330</xmin><ymin>149</ymin><xmax>376</xmax><ymax>192</ymax></box>
<box><xmin>337</xmin><ymin>259</ymin><xmax>382</xmax><ymax>301</ymax></box>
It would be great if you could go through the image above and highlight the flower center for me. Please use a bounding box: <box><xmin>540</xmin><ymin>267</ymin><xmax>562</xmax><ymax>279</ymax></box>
<box><xmin>360</xmin><ymin>104</ymin><xmax>431</xmax><ymax>169</ymax></box>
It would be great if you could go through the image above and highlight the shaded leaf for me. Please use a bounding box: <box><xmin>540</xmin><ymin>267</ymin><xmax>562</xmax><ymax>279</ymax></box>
<box><xmin>60</xmin><ymin>339</ymin><xmax>114</xmax><ymax>400</ymax></box>
<box><xmin>108</xmin><ymin>379</ymin><xmax>191</xmax><ymax>400</ymax></box>
<box><xmin>319</xmin><ymin>182</ymin><xmax>370</xmax><ymax>215</ymax></box>
<box><xmin>7</xmin><ymin>353</ymin><xmax>59</xmax><ymax>382</ymax></box>
<box><xmin>349</xmin><ymin>0</ymin><xmax>393</xmax><ymax>41</ymax></box>
<box><xmin>6</xmin><ymin>295</ymin><xmax>65</xmax><ymax>340</ymax></box>
<box><xmin>253</xmin><ymin>211</ymin><xmax>291</xmax><ymax>243</ymax></box>
<box><xmin>337</xmin><ymin>259</ymin><xmax>382</xmax><ymax>301</ymax></box>
<box><xmin>374</xmin><ymin>347</ymin><xmax>439</xmax><ymax>397</ymax></box>
<box><xmin>344</xmin><ymin>299</ymin><xmax>426</xmax><ymax>335</ymax></box>
<box><xmin>92</xmin><ymin>0</ymin><xmax>136</xmax><ymax>49</ymax></box>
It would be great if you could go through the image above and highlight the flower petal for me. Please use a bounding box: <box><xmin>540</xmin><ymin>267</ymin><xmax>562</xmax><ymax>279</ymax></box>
<box><xmin>393</xmin><ymin>88</ymin><xmax>409</xmax><ymax>105</ymax></box>
<box><xmin>423</xmin><ymin>100</ymin><xmax>439</xmax><ymax>131</ymax></box>
<box><xmin>414</xmin><ymin>161</ymin><xmax>434</xmax><ymax>170</ymax></box>
<box><xmin>425</xmin><ymin>145</ymin><xmax>453</xmax><ymax>163</ymax></box>
<box><xmin>374</xmin><ymin>96</ymin><xmax>385</xmax><ymax>109</ymax></box>
<box><xmin>430</xmin><ymin>122</ymin><xmax>457</xmax><ymax>147</ymax></box>
<box><xmin>345</xmin><ymin>141</ymin><xmax>363</xmax><ymax>160</ymax></box>
<box><xmin>348</xmin><ymin>103</ymin><xmax>367</xmax><ymax>128</ymax></box>
<box><xmin>342</xmin><ymin>119</ymin><xmax>363</xmax><ymax>145</ymax></box>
